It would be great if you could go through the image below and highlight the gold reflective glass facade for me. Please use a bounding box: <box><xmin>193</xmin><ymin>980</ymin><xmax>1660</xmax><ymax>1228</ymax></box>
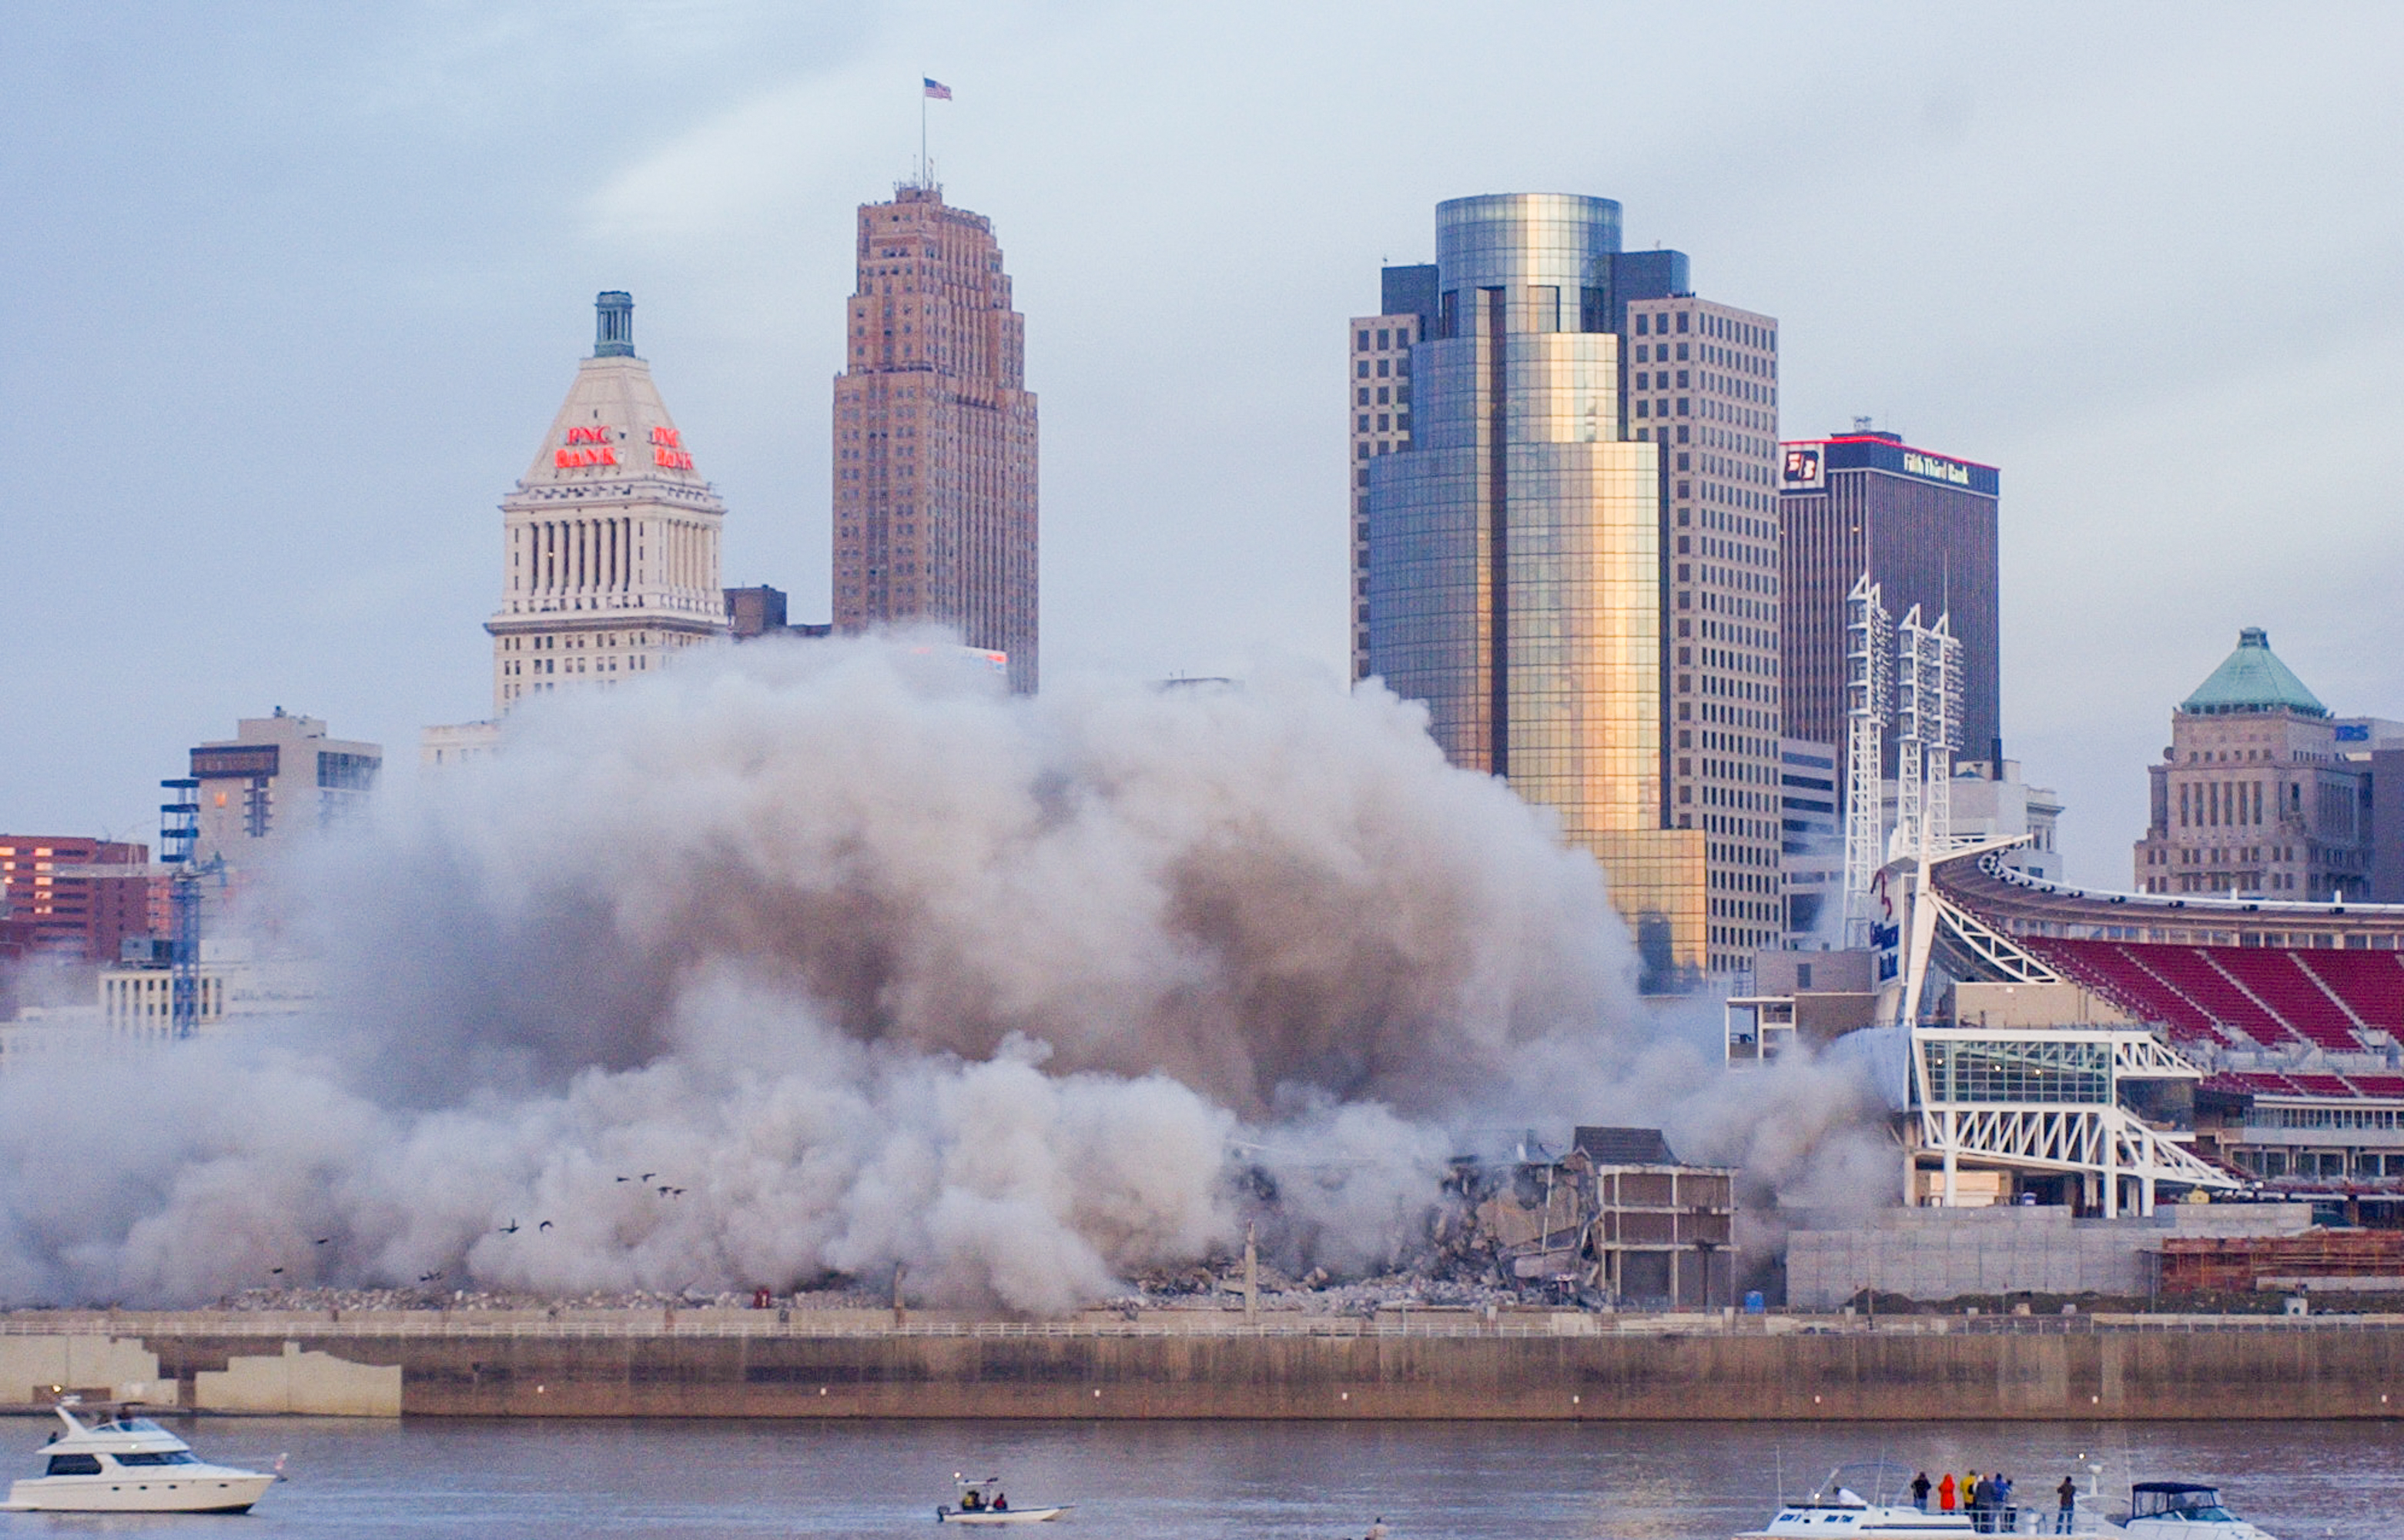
<box><xmin>1364</xmin><ymin>195</ymin><xmax>1705</xmax><ymax>985</ymax></box>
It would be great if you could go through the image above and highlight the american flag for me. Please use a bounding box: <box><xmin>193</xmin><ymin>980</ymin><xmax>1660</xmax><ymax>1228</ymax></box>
<box><xmin>922</xmin><ymin>78</ymin><xmax>952</xmax><ymax>100</ymax></box>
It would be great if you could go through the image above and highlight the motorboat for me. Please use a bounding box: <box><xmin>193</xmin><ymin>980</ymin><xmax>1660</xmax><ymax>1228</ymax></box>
<box><xmin>1</xmin><ymin>1400</ymin><xmax>277</xmax><ymax>1515</ymax></box>
<box><xmin>2110</xmin><ymin>1483</ymin><xmax>2278</xmax><ymax>1540</ymax></box>
<box><xmin>1736</xmin><ymin>1465</ymin><xmax>1979</xmax><ymax>1540</ymax></box>
<box><xmin>936</xmin><ymin>1473</ymin><xmax>1070</xmax><ymax>1525</ymax></box>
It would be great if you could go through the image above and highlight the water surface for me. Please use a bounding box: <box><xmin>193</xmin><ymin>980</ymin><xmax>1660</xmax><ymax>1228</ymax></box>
<box><xmin>0</xmin><ymin>1418</ymin><xmax>2389</xmax><ymax>1538</ymax></box>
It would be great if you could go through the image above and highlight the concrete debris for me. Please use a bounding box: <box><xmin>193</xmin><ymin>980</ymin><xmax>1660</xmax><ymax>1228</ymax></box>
<box><xmin>202</xmin><ymin>1284</ymin><xmax>886</xmax><ymax>1314</ymax></box>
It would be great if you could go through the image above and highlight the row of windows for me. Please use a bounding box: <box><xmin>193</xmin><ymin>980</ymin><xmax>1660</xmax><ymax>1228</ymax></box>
<box><xmin>1633</xmin><ymin>310</ymin><xmax>1776</xmax><ymax>352</ymax></box>
<box><xmin>1920</xmin><ymin>1039</ymin><xmax>2112</xmax><ymax>1105</ymax></box>
<box><xmin>1354</xmin><ymin>325</ymin><xmax>1418</xmax><ymax>352</ymax></box>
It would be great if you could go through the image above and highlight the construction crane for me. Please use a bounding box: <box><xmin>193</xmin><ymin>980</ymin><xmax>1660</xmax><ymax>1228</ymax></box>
<box><xmin>156</xmin><ymin>778</ymin><xmax>222</xmax><ymax>1040</ymax></box>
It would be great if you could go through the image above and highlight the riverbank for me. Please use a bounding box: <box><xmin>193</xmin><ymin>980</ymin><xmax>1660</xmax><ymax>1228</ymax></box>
<box><xmin>6</xmin><ymin>1307</ymin><xmax>2404</xmax><ymax>1419</ymax></box>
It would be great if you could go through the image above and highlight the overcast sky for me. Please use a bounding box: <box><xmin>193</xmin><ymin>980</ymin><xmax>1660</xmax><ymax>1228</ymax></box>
<box><xmin>7</xmin><ymin>1</ymin><xmax>2402</xmax><ymax>889</ymax></box>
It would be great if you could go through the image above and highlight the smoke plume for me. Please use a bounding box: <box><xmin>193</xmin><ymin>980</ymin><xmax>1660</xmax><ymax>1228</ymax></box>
<box><xmin>0</xmin><ymin>636</ymin><xmax>1884</xmax><ymax>1311</ymax></box>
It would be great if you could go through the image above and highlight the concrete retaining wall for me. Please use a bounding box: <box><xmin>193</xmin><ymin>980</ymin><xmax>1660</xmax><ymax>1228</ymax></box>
<box><xmin>193</xmin><ymin>1340</ymin><xmax>401</xmax><ymax>1417</ymax></box>
<box><xmin>1788</xmin><ymin>1205</ymin><xmax>2317</xmax><ymax>1308</ymax></box>
<box><xmin>11</xmin><ymin>1315</ymin><xmax>2404</xmax><ymax>1419</ymax></box>
<box><xmin>0</xmin><ymin>1336</ymin><xmax>171</xmax><ymax>1408</ymax></box>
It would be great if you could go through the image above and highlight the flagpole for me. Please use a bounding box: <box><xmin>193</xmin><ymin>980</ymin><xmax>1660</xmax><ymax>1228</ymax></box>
<box><xmin>919</xmin><ymin>85</ymin><xmax>928</xmax><ymax>184</ymax></box>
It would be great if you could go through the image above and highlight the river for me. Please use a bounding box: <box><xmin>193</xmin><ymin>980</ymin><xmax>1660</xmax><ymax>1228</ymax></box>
<box><xmin>0</xmin><ymin>1418</ymin><xmax>2391</xmax><ymax>1537</ymax></box>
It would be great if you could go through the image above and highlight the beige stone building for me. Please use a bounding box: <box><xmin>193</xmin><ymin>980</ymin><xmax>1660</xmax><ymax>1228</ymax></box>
<box><xmin>484</xmin><ymin>291</ymin><xmax>727</xmax><ymax>715</ymax></box>
<box><xmin>2134</xmin><ymin>628</ymin><xmax>2371</xmax><ymax>899</ymax></box>
<box><xmin>189</xmin><ymin>708</ymin><xmax>380</xmax><ymax>871</ymax></box>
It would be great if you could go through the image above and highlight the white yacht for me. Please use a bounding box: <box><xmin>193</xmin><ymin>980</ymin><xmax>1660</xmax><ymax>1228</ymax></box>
<box><xmin>1737</xmin><ymin>1465</ymin><xmax>1978</xmax><ymax>1540</ymax></box>
<box><xmin>2111</xmin><ymin>1483</ymin><xmax>2278</xmax><ymax>1540</ymax></box>
<box><xmin>936</xmin><ymin>1474</ymin><xmax>1070</xmax><ymax>1525</ymax></box>
<box><xmin>2</xmin><ymin>1401</ymin><xmax>277</xmax><ymax>1515</ymax></box>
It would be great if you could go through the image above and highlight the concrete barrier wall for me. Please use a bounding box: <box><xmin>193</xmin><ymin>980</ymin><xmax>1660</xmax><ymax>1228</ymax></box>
<box><xmin>1789</xmin><ymin>1206</ymin><xmax>2320</xmax><ymax>1309</ymax></box>
<box><xmin>193</xmin><ymin>1340</ymin><xmax>401</xmax><ymax>1417</ymax></box>
<box><xmin>9</xmin><ymin>1323</ymin><xmax>2395</xmax><ymax>1420</ymax></box>
<box><xmin>0</xmin><ymin>1335</ymin><xmax>170</xmax><ymax>1408</ymax></box>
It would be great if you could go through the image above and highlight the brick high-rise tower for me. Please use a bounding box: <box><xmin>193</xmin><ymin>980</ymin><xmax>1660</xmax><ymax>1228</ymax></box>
<box><xmin>833</xmin><ymin>184</ymin><xmax>1039</xmax><ymax>691</ymax></box>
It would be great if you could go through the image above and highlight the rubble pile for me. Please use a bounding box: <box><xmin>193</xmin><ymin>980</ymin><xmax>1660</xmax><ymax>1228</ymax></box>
<box><xmin>199</xmin><ymin>1284</ymin><xmax>888</xmax><ymax>1314</ymax></box>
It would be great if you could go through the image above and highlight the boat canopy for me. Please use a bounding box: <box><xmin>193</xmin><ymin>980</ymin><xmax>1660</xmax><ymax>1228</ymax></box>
<box><xmin>2131</xmin><ymin>1484</ymin><xmax>2227</xmax><ymax>1519</ymax></box>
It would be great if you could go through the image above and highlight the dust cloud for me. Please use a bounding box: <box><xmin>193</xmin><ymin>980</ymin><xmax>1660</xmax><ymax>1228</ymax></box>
<box><xmin>0</xmin><ymin>635</ymin><xmax>1886</xmax><ymax>1311</ymax></box>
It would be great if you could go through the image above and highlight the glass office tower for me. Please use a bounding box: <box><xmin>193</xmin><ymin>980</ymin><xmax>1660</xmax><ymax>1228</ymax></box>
<box><xmin>1362</xmin><ymin>194</ymin><xmax>1705</xmax><ymax>987</ymax></box>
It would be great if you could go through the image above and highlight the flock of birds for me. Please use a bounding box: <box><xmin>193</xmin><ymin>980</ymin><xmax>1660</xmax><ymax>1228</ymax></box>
<box><xmin>260</xmin><ymin>1172</ymin><xmax>689</xmax><ymax>1287</ymax></box>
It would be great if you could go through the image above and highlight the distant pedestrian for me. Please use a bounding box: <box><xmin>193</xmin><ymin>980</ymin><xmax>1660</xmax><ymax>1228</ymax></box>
<box><xmin>1366</xmin><ymin>1520</ymin><xmax>1388</xmax><ymax>1540</ymax></box>
<box><xmin>1939</xmin><ymin>1474</ymin><xmax>1957</xmax><ymax>1512</ymax></box>
<box><xmin>2057</xmin><ymin>1476</ymin><xmax>2078</xmax><ymax>1535</ymax></box>
<box><xmin>1912</xmin><ymin>1472</ymin><xmax>1932</xmax><ymax>1512</ymax></box>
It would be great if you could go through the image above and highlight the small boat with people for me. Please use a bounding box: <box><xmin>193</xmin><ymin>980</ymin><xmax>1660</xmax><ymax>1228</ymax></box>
<box><xmin>935</xmin><ymin>1473</ymin><xmax>1070</xmax><ymax>1525</ymax></box>
<box><xmin>1</xmin><ymin>1398</ymin><xmax>279</xmax><ymax>1515</ymax></box>
<box><xmin>1735</xmin><ymin>1464</ymin><xmax>1979</xmax><ymax>1540</ymax></box>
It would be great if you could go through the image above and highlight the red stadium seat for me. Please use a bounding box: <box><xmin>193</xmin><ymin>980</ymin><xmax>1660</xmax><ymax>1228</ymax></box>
<box><xmin>2209</xmin><ymin>948</ymin><xmax>2370</xmax><ymax>1053</ymax></box>
<box><xmin>2299</xmin><ymin>951</ymin><xmax>2404</xmax><ymax>1037</ymax></box>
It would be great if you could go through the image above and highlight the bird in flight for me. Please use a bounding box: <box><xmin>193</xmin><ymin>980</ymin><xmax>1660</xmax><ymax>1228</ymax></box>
<box><xmin>313</xmin><ymin>1237</ymin><xmax>331</xmax><ymax>1246</ymax></box>
<box><xmin>270</xmin><ymin>1267</ymin><xmax>285</xmax><ymax>1275</ymax></box>
<box><xmin>537</xmin><ymin>1220</ymin><xmax>554</xmax><ymax>1232</ymax></box>
<box><xmin>641</xmin><ymin>1172</ymin><xmax>658</xmax><ymax>1183</ymax></box>
<box><xmin>419</xmin><ymin>1270</ymin><xmax>444</xmax><ymax>1284</ymax></box>
<box><xmin>498</xmin><ymin>1220</ymin><xmax>520</xmax><ymax>1234</ymax></box>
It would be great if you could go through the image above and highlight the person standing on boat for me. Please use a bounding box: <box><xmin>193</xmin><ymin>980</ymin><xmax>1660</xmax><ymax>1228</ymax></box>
<box><xmin>1911</xmin><ymin>1472</ymin><xmax>1931</xmax><ymax>1511</ymax></box>
<box><xmin>1938</xmin><ymin>1473</ymin><xmax>1957</xmax><ymax>1512</ymax></box>
<box><xmin>2055</xmin><ymin>1475</ymin><xmax>2078</xmax><ymax>1534</ymax></box>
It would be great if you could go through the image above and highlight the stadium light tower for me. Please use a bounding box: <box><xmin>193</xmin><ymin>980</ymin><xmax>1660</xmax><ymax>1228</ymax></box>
<box><xmin>1842</xmin><ymin>576</ymin><xmax>1890</xmax><ymax>949</ymax></box>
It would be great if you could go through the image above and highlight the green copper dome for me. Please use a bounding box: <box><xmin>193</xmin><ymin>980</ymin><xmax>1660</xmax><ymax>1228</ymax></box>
<box><xmin>2180</xmin><ymin>628</ymin><xmax>2328</xmax><ymax>718</ymax></box>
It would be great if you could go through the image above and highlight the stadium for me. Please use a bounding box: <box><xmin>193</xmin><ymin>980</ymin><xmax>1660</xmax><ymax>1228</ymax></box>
<box><xmin>1736</xmin><ymin>623</ymin><xmax>2404</xmax><ymax>1237</ymax></box>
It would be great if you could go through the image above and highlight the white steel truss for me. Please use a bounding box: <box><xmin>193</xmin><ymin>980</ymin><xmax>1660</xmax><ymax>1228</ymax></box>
<box><xmin>1894</xmin><ymin>604</ymin><xmax>1926</xmax><ymax>862</ymax></box>
<box><xmin>1908</xmin><ymin>1026</ymin><xmax>2241</xmax><ymax>1215</ymax></box>
<box><xmin>1843</xmin><ymin>575</ymin><xmax>1890</xmax><ymax>949</ymax></box>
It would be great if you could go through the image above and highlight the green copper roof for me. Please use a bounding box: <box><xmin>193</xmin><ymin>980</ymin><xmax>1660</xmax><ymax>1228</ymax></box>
<box><xmin>2180</xmin><ymin>628</ymin><xmax>2328</xmax><ymax>718</ymax></box>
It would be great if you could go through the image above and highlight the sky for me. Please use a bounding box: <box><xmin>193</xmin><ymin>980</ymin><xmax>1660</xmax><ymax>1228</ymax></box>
<box><xmin>5</xmin><ymin>0</ymin><xmax>2403</xmax><ymax>889</ymax></box>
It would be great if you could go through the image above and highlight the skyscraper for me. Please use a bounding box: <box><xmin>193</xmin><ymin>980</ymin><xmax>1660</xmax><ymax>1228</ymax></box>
<box><xmin>1354</xmin><ymin>194</ymin><xmax>1782</xmax><ymax>980</ymax></box>
<box><xmin>1776</xmin><ymin>429</ymin><xmax>2000</xmax><ymax>775</ymax></box>
<box><xmin>833</xmin><ymin>184</ymin><xmax>1039</xmax><ymax>692</ymax></box>
<box><xmin>485</xmin><ymin>292</ymin><xmax>728</xmax><ymax>715</ymax></box>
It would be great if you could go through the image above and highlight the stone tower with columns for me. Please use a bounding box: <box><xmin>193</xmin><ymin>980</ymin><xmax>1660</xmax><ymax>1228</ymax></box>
<box><xmin>484</xmin><ymin>291</ymin><xmax>728</xmax><ymax>715</ymax></box>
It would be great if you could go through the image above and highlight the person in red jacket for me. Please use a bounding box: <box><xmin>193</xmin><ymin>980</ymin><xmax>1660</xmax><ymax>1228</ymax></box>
<box><xmin>1938</xmin><ymin>1474</ymin><xmax>1958</xmax><ymax>1513</ymax></box>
